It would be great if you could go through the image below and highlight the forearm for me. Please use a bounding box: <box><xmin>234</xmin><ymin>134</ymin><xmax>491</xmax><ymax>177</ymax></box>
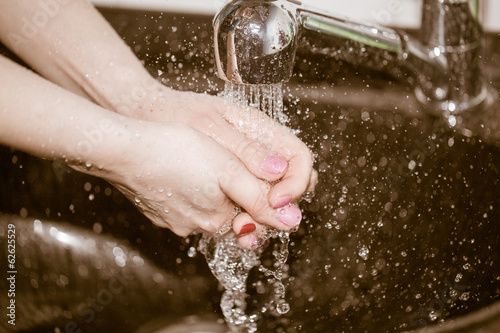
<box><xmin>0</xmin><ymin>0</ymin><xmax>153</xmax><ymax>114</ymax></box>
<box><xmin>0</xmin><ymin>55</ymin><xmax>131</xmax><ymax>174</ymax></box>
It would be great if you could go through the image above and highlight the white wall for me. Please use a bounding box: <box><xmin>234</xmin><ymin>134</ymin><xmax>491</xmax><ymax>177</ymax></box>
<box><xmin>90</xmin><ymin>0</ymin><xmax>499</xmax><ymax>32</ymax></box>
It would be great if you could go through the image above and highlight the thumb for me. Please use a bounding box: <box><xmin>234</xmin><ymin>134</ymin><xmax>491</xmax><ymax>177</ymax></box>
<box><xmin>219</xmin><ymin>158</ymin><xmax>302</xmax><ymax>231</ymax></box>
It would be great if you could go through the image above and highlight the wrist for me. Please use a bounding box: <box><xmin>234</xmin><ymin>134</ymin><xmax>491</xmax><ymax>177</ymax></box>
<box><xmin>105</xmin><ymin>75</ymin><xmax>172</xmax><ymax>120</ymax></box>
<box><xmin>64</xmin><ymin>112</ymin><xmax>135</xmax><ymax>181</ymax></box>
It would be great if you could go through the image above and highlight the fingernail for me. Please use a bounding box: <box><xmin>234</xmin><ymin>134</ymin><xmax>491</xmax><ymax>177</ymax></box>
<box><xmin>251</xmin><ymin>240</ymin><xmax>261</xmax><ymax>250</ymax></box>
<box><xmin>238</xmin><ymin>223</ymin><xmax>256</xmax><ymax>235</ymax></box>
<box><xmin>276</xmin><ymin>204</ymin><xmax>302</xmax><ymax>227</ymax></box>
<box><xmin>273</xmin><ymin>195</ymin><xmax>292</xmax><ymax>208</ymax></box>
<box><xmin>249</xmin><ymin>236</ymin><xmax>260</xmax><ymax>250</ymax></box>
<box><xmin>263</xmin><ymin>156</ymin><xmax>288</xmax><ymax>174</ymax></box>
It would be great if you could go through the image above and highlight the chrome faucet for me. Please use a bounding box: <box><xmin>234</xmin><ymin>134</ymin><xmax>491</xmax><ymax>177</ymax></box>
<box><xmin>213</xmin><ymin>0</ymin><xmax>493</xmax><ymax>115</ymax></box>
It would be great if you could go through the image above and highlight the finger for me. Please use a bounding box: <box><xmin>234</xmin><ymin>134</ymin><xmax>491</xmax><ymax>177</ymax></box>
<box><xmin>238</xmin><ymin>233</ymin><xmax>259</xmax><ymax>250</ymax></box>
<box><xmin>230</xmin><ymin>132</ymin><xmax>289</xmax><ymax>182</ymax></box>
<box><xmin>221</xmin><ymin>102</ymin><xmax>316</xmax><ymax>205</ymax></box>
<box><xmin>263</xmin><ymin>131</ymin><xmax>316</xmax><ymax>206</ymax></box>
<box><xmin>268</xmin><ymin>146</ymin><xmax>315</xmax><ymax>208</ymax></box>
<box><xmin>205</xmin><ymin>119</ymin><xmax>289</xmax><ymax>182</ymax></box>
<box><xmin>232</xmin><ymin>213</ymin><xmax>259</xmax><ymax>249</ymax></box>
<box><xmin>181</xmin><ymin>94</ymin><xmax>289</xmax><ymax>182</ymax></box>
<box><xmin>233</xmin><ymin>213</ymin><xmax>276</xmax><ymax>250</ymax></box>
<box><xmin>307</xmin><ymin>168</ymin><xmax>319</xmax><ymax>193</ymax></box>
<box><xmin>219</xmin><ymin>161</ymin><xmax>302</xmax><ymax>231</ymax></box>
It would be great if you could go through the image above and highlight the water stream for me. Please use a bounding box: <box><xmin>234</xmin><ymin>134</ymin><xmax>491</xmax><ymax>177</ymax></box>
<box><xmin>197</xmin><ymin>82</ymin><xmax>293</xmax><ymax>333</ymax></box>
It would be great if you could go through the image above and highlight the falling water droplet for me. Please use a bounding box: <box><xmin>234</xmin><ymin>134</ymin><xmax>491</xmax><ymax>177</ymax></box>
<box><xmin>276</xmin><ymin>300</ymin><xmax>290</xmax><ymax>314</ymax></box>
<box><xmin>358</xmin><ymin>246</ymin><xmax>369</xmax><ymax>260</ymax></box>
<box><xmin>187</xmin><ymin>246</ymin><xmax>197</xmax><ymax>258</ymax></box>
<box><xmin>448</xmin><ymin>115</ymin><xmax>457</xmax><ymax>127</ymax></box>
<box><xmin>428</xmin><ymin>311</ymin><xmax>438</xmax><ymax>321</ymax></box>
<box><xmin>459</xmin><ymin>292</ymin><xmax>470</xmax><ymax>301</ymax></box>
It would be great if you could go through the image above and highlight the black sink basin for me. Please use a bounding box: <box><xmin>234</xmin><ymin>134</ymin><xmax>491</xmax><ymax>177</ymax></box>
<box><xmin>1</xmin><ymin>7</ymin><xmax>499</xmax><ymax>333</ymax></box>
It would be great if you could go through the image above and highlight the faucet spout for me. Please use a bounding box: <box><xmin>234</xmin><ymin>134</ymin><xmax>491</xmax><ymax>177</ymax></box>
<box><xmin>296</xmin><ymin>9</ymin><xmax>450</xmax><ymax>105</ymax></box>
<box><xmin>213</xmin><ymin>0</ymin><xmax>492</xmax><ymax>114</ymax></box>
<box><xmin>213</xmin><ymin>0</ymin><xmax>300</xmax><ymax>85</ymax></box>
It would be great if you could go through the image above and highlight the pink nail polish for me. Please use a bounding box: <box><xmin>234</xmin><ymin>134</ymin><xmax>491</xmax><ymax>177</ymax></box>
<box><xmin>273</xmin><ymin>195</ymin><xmax>292</xmax><ymax>208</ymax></box>
<box><xmin>276</xmin><ymin>204</ymin><xmax>302</xmax><ymax>227</ymax></box>
<box><xmin>251</xmin><ymin>244</ymin><xmax>260</xmax><ymax>250</ymax></box>
<box><xmin>263</xmin><ymin>156</ymin><xmax>288</xmax><ymax>174</ymax></box>
<box><xmin>250</xmin><ymin>236</ymin><xmax>260</xmax><ymax>250</ymax></box>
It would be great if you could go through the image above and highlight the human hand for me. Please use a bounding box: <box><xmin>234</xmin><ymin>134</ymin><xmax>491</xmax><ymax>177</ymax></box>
<box><xmin>109</xmin><ymin>81</ymin><xmax>317</xmax><ymax>247</ymax></box>
<box><xmin>0</xmin><ymin>0</ymin><xmax>313</xmax><ymax>247</ymax></box>
<box><xmin>92</xmin><ymin>120</ymin><xmax>304</xmax><ymax>238</ymax></box>
<box><xmin>116</xmin><ymin>81</ymin><xmax>318</xmax><ymax>210</ymax></box>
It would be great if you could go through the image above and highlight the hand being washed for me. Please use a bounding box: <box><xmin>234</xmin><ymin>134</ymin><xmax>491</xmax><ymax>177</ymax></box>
<box><xmin>0</xmin><ymin>0</ymin><xmax>317</xmax><ymax>248</ymax></box>
<box><xmin>98</xmin><ymin>120</ymin><xmax>307</xmax><ymax>237</ymax></box>
<box><xmin>0</xmin><ymin>56</ymin><xmax>305</xmax><ymax>241</ymax></box>
<box><xmin>112</xmin><ymin>82</ymin><xmax>318</xmax><ymax>247</ymax></box>
<box><xmin>114</xmin><ymin>81</ymin><xmax>317</xmax><ymax>209</ymax></box>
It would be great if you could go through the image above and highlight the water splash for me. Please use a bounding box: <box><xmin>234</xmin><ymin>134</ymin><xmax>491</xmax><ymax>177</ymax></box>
<box><xmin>198</xmin><ymin>229</ymin><xmax>292</xmax><ymax>333</ymax></box>
<box><xmin>256</xmin><ymin>228</ymin><xmax>292</xmax><ymax>316</ymax></box>
<box><xmin>198</xmin><ymin>233</ymin><xmax>261</xmax><ymax>333</ymax></box>
<box><xmin>197</xmin><ymin>81</ymin><xmax>293</xmax><ymax>332</ymax></box>
<box><xmin>221</xmin><ymin>82</ymin><xmax>288</xmax><ymax>136</ymax></box>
